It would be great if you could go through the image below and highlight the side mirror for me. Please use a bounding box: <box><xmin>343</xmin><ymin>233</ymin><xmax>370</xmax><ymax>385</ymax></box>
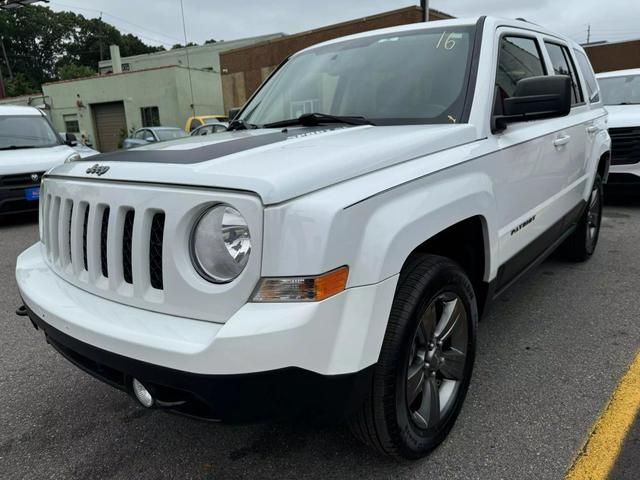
<box><xmin>228</xmin><ymin>107</ymin><xmax>242</xmax><ymax>121</ymax></box>
<box><xmin>493</xmin><ymin>75</ymin><xmax>572</xmax><ymax>132</ymax></box>
<box><xmin>65</xmin><ymin>132</ymin><xmax>78</xmax><ymax>147</ymax></box>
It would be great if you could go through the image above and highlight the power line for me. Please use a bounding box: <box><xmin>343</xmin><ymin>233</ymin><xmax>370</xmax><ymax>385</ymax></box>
<box><xmin>49</xmin><ymin>0</ymin><xmax>181</xmax><ymax>46</ymax></box>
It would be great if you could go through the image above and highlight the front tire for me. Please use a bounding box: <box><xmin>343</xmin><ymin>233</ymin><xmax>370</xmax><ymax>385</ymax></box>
<box><xmin>349</xmin><ymin>255</ymin><xmax>477</xmax><ymax>460</ymax></box>
<box><xmin>559</xmin><ymin>174</ymin><xmax>603</xmax><ymax>262</ymax></box>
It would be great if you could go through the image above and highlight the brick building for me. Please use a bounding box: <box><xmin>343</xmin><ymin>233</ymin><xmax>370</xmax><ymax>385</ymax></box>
<box><xmin>220</xmin><ymin>6</ymin><xmax>452</xmax><ymax>111</ymax></box>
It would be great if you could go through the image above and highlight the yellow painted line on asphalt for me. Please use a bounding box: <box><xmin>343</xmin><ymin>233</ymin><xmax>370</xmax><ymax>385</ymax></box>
<box><xmin>565</xmin><ymin>349</ymin><xmax>640</xmax><ymax>480</ymax></box>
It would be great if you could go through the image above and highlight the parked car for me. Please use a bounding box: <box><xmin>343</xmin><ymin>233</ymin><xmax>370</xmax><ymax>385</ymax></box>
<box><xmin>185</xmin><ymin>115</ymin><xmax>229</xmax><ymax>132</ymax></box>
<box><xmin>123</xmin><ymin>127</ymin><xmax>187</xmax><ymax>149</ymax></box>
<box><xmin>190</xmin><ymin>122</ymin><xmax>229</xmax><ymax>136</ymax></box>
<box><xmin>58</xmin><ymin>132</ymin><xmax>100</xmax><ymax>159</ymax></box>
<box><xmin>0</xmin><ymin>106</ymin><xmax>80</xmax><ymax>216</ymax></box>
<box><xmin>16</xmin><ymin>17</ymin><xmax>610</xmax><ymax>459</ymax></box>
<box><xmin>596</xmin><ymin>69</ymin><xmax>640</xmax><ymax>191</ymax></box>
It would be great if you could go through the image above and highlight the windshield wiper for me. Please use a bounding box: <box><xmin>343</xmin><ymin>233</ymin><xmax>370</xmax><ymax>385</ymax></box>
<box><xmin>615</xmin><ymin>102</ymin><xmax>640</xmax><ymax>105</ymax></box>
<box><xmin>0</xmin><ymin>145</ymin><xmax>38</xmax><ymax>151</ymax></box>
<box><xmin>227</xmin><ymin>119</ymin><xmax>259</xmax><ymax>131</ymax></box>
<box><xmin>263</xmin><ymin>113</ymin><xmax>374</xmax><ymax>128</ymax></box>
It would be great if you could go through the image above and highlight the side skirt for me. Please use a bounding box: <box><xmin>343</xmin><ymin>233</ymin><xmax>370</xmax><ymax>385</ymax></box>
<box><xmin>493</xmin><ymin>200</ymin><xmax>586</xmax><ymax>298</ymax></box>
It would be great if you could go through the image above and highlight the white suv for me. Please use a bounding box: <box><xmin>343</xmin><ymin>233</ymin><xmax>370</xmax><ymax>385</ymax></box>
<box><xmin>16</xmin><ymin>17</ymin><xmax>610</xmax><ymax>459</ymax></box>
<box><xmin>0</xmin><ymin>106</ymin><xmax>79</xmax><ymax>217</ymax></box>
<box><xmin>596</xmin><ymin>69</ymin><xmax>640</xmax><ymax>191</ymax></box>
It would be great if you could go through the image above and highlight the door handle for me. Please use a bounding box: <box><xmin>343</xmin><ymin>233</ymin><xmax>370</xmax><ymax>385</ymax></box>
<box><xmin>553</xmin><ymin>134</ymin><xmax>571</xmax><ymax>148</ymax></box>
<box><xmin>587</xmin><ymin>126</ymin><xmax>599</xmax><ymax>135</ymax></box>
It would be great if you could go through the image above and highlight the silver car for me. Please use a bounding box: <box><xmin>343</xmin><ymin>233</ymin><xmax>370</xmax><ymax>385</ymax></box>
<box><xmin>123</xmin><ymin>127</ymin><xmax>187</xmax><ymax>149</ymax></box>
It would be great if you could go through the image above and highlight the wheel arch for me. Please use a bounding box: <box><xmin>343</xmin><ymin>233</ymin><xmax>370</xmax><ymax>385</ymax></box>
<box><xmin>400</xmin><ymin>215</ymin><xmax>492</xmax><ymax>317</ymax></box>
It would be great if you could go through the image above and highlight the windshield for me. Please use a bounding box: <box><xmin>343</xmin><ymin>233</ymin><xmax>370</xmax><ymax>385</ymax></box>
<box><xmin>599</xmin><ymin>75</ymin><xmax>640</xmax><ymax>105</ymax></box>
<box><xmin>0</xmin><ymin>115</ymin><xmax>61</xmax><ymax>150</ymax></box>
<box><xmin>241</xmin><ymin>26</ymin><xmax>476</xmax><ymax>126</ymax></box>
<box><xmin>156</xmin><ymin>129</ymin><xmax>188</xmax><ymax>141</ymax></box>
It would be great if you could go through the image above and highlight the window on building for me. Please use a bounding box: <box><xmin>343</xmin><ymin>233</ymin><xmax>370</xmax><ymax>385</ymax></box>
<box><xmin>141</xmin><ymin>106</ymin><xmax>160</xmax><ymax>127</ymax></box>
<box><xmin>544</xmin><ymin>42</ymin><xmax>584</xmax><ymax>106</ymax></box>
<box><xmin>573</xmin><ymin>49</ymin><xmax>600</xmax><ymax>103</ymax></box>
<box><xmin>63</xmin><ymin>114</ymin><xmax>80</xmax><ymax>133</ymax></box>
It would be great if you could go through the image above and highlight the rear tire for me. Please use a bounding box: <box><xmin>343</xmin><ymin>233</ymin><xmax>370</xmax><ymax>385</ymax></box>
<box><xmin>559</xmin><ymin>174</ymin><xmax>603</xmax><ymax>262</ymax></box>
<box><xmin>348</xmin><ymin>254</ymin><xmax>477</xmax><ymax>460</ymax></box>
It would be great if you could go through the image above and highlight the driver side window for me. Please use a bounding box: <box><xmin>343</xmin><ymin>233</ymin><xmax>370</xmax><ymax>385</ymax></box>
<box><xmin>495</xmin><ymin>36</ymin><xmax>546</xmax><ymax>115</ymax></box>
<box><xmin>134</xmin><ymin>129</ymin><xmax>148</xmax><ymax>140</ymax></box>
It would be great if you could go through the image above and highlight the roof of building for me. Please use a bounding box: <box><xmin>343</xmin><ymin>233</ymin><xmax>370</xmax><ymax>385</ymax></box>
<box><xmin>42</xmin><ymin>64</ymin><xmax>201</xmax><ymax>87</ymax></box>
<box><xmin>0</xmin><ymin>105</ymin><xmax>42</xmax><ymax>116</ymax></box>
<box><xmin>220</xmin><ymin>6</ymin><xmax>453</xmax><ymax>57</ymax></box>
<box><xmin>98</xmin><ymin>33</ymin><xmax>286</xmax><ymax>68</ymax></box>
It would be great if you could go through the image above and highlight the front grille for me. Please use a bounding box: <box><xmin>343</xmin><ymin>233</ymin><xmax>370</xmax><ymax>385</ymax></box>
<box><xmin>149</xmin><ymin>213</ymin><xmax>165</xmax><ymax>290</ymax></box>
<box><xmin>0</xmin><ymin>171</ymin><xmax>45</xmax><ymax>188</ymax></box>
<box><xmin>123</xmin><ymin>210</ymin><xmax>135</xmax><ymax>284</ymax></box>
<box><xmin>82</xmin><ymin>205</ymin><xmax>89</xmax><ymax>271</ymax></box>
<box><xmin>43</xmin><ymin>195</ymin><xmax>165</xmax><ymax>291</ymax></box>
<box><xmin>100</xmin><ymin>208</ymin><xmax>110</xmax><ymax>278</ymax></box>
<box><xmin>609</xmin><ymin>127</ymin><xmax>640</xmax><ymax>165</ymax></box>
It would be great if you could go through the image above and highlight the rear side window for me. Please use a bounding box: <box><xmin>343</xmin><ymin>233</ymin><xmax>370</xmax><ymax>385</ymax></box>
<box><xmin>573</xmin><ymin>49</ymin><xmax>600</xmax><ymax>103</ymax></box>
<box><xmin>496</xmin><ymin>36</ymin><xmax>546</xmax><ymax>98</ymax></box>
<box><xmin>544</xmin><ymin>42</ymin><xmax>584</xmax><ymax>106</ymax></box>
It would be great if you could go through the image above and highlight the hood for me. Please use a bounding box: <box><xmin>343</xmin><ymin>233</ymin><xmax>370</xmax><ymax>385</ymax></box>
<box><xmin>605</xmin><ymin>105</ymin><xmax>640</xmax><ymax>128</ymax></box>
<box><xmin>49</xmin><ymin>125</ymin><xmax>478</xmax><ymax>205</ymax></box>
<box><xmin>0</xmin><ymin>145</ymin><xmax>76</xmax><ymax>176</ymax></box>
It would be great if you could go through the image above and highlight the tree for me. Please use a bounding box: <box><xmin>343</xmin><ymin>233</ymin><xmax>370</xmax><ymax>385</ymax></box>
<box><xmin>204</xmin><ymin>39</ymin><xmax>218</xmax><ymax>44</ymax></box>
<box><xmin>4</xmin><ymin>73</ymin><xmax>39</xmax><ymax>97</ymax></box>
<box><xmin>0</xmin><ymin>5</ymin><xmax>164</xmax><ymax>96</ymax></box>
<box><xmin>171</xmin><ymin>42</ymin><xmax>197</xmax><ymax>50</ymax></box>
<box><xmin>57</xmin><ymin>64</ymin><xmax>96</xmax><ymax>81</ymax></box>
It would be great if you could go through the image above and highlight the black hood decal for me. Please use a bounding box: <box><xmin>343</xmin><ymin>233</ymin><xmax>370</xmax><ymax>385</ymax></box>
<box><xmin>80</xmin><ymin>127</ymin><xmax>347</xmax><ymax>165</ymax></box>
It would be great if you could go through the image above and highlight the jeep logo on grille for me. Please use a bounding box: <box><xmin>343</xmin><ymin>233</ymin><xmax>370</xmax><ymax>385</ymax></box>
<box><xmin>86</xmin><ymin>164</ymin><xmax>110</xmax><ymax>176</ymax></box>
<box><xmin>30</xmin><ymin>173</ymin><xmax>39</xmax><ymax>182</ymax></box>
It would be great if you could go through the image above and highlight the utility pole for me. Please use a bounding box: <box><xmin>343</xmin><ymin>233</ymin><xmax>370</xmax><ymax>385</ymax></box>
<box><xmin>0</xmin><ymin>66</ymin><xmax>5</xmax><ymax>99</ymax></box>
<box><xmin>587</xmin><ymin>24</ymin><xmax>591</xmax><ymax>44</ymax></box>
<box><xmin>180</xmin><ymin>0</ymin><xmax>196</xmax><ymax>116</ymax></box>
<box><xmin>421</xmin><ymin>0</ymin><xmax>430</xmax><ymax>22</ymax></box>
<box><xmin>98</xmin><ymin>12</ymin><xmax>104</xmax><ymax>62</ymax></box>
<box><xmin>0</xmin><ymin>37</ymin><xmax>12</xmax><ymax>80</ymax></box>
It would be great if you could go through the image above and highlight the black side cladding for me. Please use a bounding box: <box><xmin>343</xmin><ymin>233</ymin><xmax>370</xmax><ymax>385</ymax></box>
<box><xmin>149</xmin><ymin>213</ymin><xmax>165</xmax><ymax>290</ymax></box>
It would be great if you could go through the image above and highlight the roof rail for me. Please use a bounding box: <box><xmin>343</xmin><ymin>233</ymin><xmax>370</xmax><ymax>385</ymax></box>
<box><xmin>515</xmin><ymin>17</ymin><xmax>540</xmax><ymax>26</ymax></box>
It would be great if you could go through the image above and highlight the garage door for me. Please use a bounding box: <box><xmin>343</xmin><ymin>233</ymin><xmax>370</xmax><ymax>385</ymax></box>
<box><xmin>92</xmin><ymin>101</ymin><xmax>127</xmax><ymax>152</ymax></box>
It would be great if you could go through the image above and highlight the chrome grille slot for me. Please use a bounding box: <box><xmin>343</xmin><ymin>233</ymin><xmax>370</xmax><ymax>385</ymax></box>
<box><xmin>82</xmin><ymin>205</ymin><xmax>89</xmax><ymax>271</ymax></box>
<box><xmin>149</xmin><ymin>213</ymin><xmax>165</xmax><ymax>290</ymax></box>
<box><xmin>48</xmin><ymin>196</ymin><xmax>61</xmax><ymax>262</ymax></box>
<box><xmin>100</xmin><ymin>207</ymin><xmax>110</xmax><ymax>278</ymax></box>
<box><xmin>123</xmin><ymin>210</ymin><xmax>135</xmax><ymax>284</ymax></box>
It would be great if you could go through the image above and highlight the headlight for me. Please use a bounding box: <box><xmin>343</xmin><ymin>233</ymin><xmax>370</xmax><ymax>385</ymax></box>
<box><xmin>190</xmin><ymin>205</ymin><xmax>251</xmax><ymax>283</ymax></box>
<box><xmin>64</xmin><ymin>152</ymin><xmax>81</xmax><ymax>163</ymax></box>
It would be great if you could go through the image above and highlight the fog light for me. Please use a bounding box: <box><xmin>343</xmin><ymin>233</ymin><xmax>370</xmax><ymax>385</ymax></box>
<box><xmin>132</xmin><ymin>379</ymin><xmax>154</xmax><ymax>408</ymax></box>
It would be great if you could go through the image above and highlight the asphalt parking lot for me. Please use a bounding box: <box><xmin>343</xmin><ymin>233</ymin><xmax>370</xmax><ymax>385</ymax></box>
<box><xmin>1</xmin><ymin>201</ymin><xmax>639</xmax><ymax>480</ymax></box>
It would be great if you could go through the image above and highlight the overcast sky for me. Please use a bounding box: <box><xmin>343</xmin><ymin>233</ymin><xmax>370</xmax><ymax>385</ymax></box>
<box><xmin>48</xmin><ymin>0</ymin><xmax>640</xmax><ymax>48</ymax></box>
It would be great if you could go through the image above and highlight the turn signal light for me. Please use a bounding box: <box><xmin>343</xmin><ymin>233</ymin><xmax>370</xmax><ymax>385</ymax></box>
<box><xmin>252</xmin><ymin>266</ymin><xmax>349</xmax><ymax>302</ymax></box>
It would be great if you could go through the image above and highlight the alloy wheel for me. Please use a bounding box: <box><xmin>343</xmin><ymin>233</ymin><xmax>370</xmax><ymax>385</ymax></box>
<box><xmin>406</xmin><ymin>293</ymin><xmax>469</xmax><ymax>430</ymax></box>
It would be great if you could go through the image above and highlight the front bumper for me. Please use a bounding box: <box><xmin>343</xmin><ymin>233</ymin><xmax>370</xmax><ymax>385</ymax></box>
<box><xmin>23</xmin><ymin>304</ymin><xmax>373</xmax><ymax>422</ymax></box>
<box><xmin>16</xmin><ymin>243</ymin><xmax>398</xmax><ymax>418</ymax></box>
